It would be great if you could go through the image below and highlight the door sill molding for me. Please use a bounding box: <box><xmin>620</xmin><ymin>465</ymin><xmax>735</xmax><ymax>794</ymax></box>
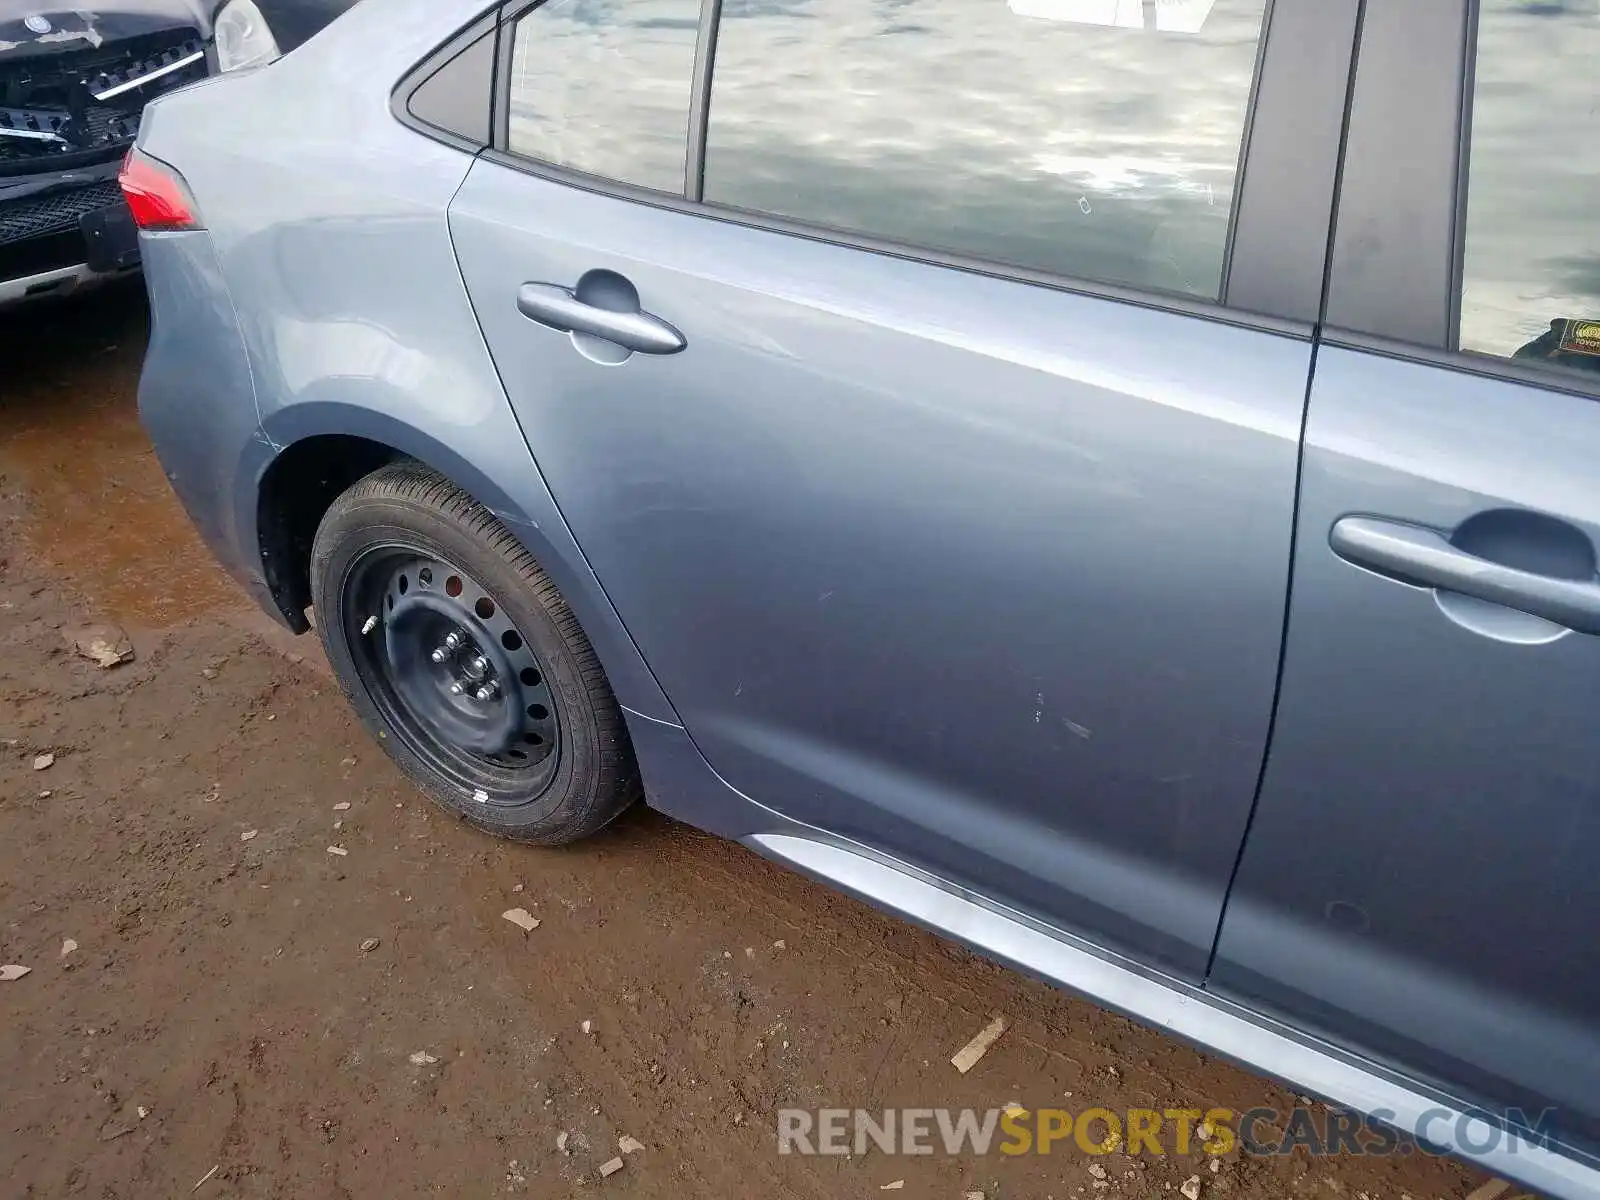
<box><xmin>748</xmin><ymin>832</ymin><xmax>1598</xmax><ymax>1200</ymax></box>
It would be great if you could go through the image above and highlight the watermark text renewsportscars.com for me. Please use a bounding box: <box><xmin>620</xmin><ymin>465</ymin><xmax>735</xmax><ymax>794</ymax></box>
<box><xmin>777</xmin><ymin>1104</ymin><xmax>1560</xmax><ymax>1159</ymax></box>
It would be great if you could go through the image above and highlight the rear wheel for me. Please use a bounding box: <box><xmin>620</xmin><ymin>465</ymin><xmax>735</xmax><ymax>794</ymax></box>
<box><xmin>310</xmin><ymin>462</ymin><xmax>639</xmax><ymax>843</ymax></box>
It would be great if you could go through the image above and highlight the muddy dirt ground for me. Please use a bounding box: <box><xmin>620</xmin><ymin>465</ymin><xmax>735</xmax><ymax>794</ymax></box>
<box><xmin>0</xmin><ymin>287</ymin><xmax>1499</xmax><ymax>1199</ymax></box>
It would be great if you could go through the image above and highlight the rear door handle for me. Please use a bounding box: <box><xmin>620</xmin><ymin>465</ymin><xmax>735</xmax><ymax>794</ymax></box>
<box><xmin>1330</xmin><ymin>515</ymin><xmax>1600</xmax><ymax>635</ymax></box>
<box><xmin>516</xmin><ymin>282</ymin><xmax>685</xmax><ymax>355</ymax></box>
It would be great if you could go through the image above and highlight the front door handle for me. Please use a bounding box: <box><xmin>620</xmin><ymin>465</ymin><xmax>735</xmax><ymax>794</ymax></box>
<box><xmin>516</xmin><ymin>282</ymin><xmax>685</xmax><ymax>355</ymax></box>
<box><xmin>1330</xmin><ymin>515</ymin><xmax>1600</xmax><ymax>635</ymax></box>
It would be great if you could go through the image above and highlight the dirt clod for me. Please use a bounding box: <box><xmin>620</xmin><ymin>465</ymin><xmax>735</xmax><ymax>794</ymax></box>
<box><xmin>66</xmin><ymin>622</ymin><xmax>134</xmax><ymax>668</ymax></box>
<box><xmin>599</xmin><ymin>1156</ymin><xmax>624</xmax><ymax>1178</ymax></box>
<box><xmin>501</xmin><ymin>908</ymin><xmax>540</xmax><ymax>932</ymax></box>
<box><xmin>98</xmin><ymin>1104</ymin><xmax>142</xmax><ymax>1142</ymax></box>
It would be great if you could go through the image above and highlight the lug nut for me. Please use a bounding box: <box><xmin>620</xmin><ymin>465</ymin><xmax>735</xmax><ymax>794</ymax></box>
<box><xmin>443</xmin><ymin>630</ymin><xmax>464</xmax><ymax>650</ymax></box>
<box><xmin>448</xmin><ymin>681</ymin><xmax>465</xmax><ymax>696</ymax></box>
<box><xmin>431</xmin><ymin>647</ymin><xmax>450</xmax><ymax>664</ymax></box>
<box><xmin>475</xmin><ymin>683</ymin><xmax>498</xmax><ymax>702</ymax></box>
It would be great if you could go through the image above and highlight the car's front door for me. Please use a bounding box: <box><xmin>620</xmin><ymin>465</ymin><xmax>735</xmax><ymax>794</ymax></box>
<box><xmin>1212</xmin><ymin>0</ymin><xmax>1600</xmax><ymax>1159</ymax></box>
<box><xmin>449</xmin><ymin>0</ymin><xmax>1356</xmax><ymax>978</ymax></box>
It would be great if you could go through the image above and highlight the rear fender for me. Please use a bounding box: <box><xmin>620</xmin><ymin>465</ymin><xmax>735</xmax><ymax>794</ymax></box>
<box><xmin>249</xmin><ymin>403</ymin><xmax>682</xmax><ymax>728</ymax></box>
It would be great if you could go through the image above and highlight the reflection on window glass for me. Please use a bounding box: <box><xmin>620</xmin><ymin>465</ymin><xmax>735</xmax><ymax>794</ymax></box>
<box><xmin>703</xmin><ymin>0</ymin><xmax>1268</xmax><ymax>299</ymax></box>
<box><xmin>508</xmin><ymin>0</ymin><xmax>699</xmax><ymax>193</ymax></box>
<box><xmin>1461</xmin><ymin>0</ymin><xmax>1600</xmax><ymax>380</ymax></box>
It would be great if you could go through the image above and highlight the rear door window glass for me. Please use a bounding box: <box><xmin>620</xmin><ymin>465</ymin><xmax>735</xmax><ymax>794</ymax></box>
<box><xmin>702</xmin><ymin>0</ymin><xmax>1270</xmax><ymax>299</ymax></box>
<box><xmin>507</xmin><ymin>0</ymin><xmax>699</xmax><ymax>193</ymax></box>
<box><xmin>1460</xmin><ymin>0</ymin><xmax>1600</xmax><ymax>382</ymax></box>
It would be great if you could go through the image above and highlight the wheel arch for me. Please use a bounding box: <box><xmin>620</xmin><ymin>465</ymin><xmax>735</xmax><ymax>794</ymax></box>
<box><xmin>256</xmin><ymin>432</ymin><xmax>402</xmax><ymax>632</ymax></box>
<box><xmin>249</xmin><ymin>402</ymin><xmax>682</xmax><ymax>727</ymax></box>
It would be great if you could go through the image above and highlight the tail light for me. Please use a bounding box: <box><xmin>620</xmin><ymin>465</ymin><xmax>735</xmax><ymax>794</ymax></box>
<box><xmin>118</xmin><ymin>149</ymin><xmax>202</xmax><ymax>231</ymax></box>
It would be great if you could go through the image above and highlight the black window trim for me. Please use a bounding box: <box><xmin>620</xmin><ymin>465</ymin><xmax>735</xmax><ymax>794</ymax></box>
<box><xmin>1214</xmin><ymin>0</ymin><xmax>1274</xmax><ymax>306</ymax></box>
<box><xmin>1323</xmin><ymin>0</ymin><xmax>1470</xmax><ymax>348</ymax></box>
<box><xmin>684</xmin><ymin>0</ymin><xmax>721</xmax><ymax>203</ymax></box>
<box><xmin>1223</xmin><ymin>0</ymin><xmax>1360</xmax><ymax>323</ymax></box>
<box><xmin>1324</xmin><ymin>0</ymin><xmax>1600</xmax><ymax>403</ymax></box>
<box><xmin>491</xmin><ymin>0</ymin><xmax>516</xmax><ymax>152</ymax></box>
<box><xmin>1446</xmin><ymin>0</ymin><xmax>1481</xmax><ymax>354</ymax></box>
<box><xmin>420</xmin><ymin>0</ymin><xmax>1358</xmax><ymax>339</ymax></box>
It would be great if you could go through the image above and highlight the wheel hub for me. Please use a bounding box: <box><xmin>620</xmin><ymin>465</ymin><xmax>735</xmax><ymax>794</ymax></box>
<box><xmin>384</xmin><ymin>592</ymin><xmax>523</xmax><ymax>755</ymax></box>
<box><xmin>344</xmin><ymin>552</ymin><xmax>561</xmax><ymax>793</ymax></box>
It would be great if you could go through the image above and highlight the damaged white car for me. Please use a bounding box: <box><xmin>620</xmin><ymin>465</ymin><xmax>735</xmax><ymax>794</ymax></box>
<box><xmin>0</xmin><ymin>0</ymin><xmax>354</xmax><ymax>306</ymax></box>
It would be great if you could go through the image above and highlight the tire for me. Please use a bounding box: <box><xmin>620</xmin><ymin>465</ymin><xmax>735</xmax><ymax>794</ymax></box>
<box><xmin>309</xmin><ymin>461</ymin><xmax>639</xmax><ymax>844</ymax></box>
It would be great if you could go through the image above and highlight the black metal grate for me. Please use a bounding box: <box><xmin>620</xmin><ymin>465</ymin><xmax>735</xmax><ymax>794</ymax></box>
<box><xmin>0</xmin><ymin>179</ymin><xmax>123</xmax><ymax>247</ymax></box>
<box><xmin>87</xmin><ymin>36</ymin><xmax>206</xmax><ymax>98</ymax></box>
<box><xmin>0</xmin><ymin>29</ymin><xmax>204</xmax><ymax>170</ymax></box>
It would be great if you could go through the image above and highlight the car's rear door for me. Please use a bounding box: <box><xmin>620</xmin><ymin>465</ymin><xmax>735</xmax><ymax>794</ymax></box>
<box><xmin>447</xmin><ymin>0</ymin><xmax>1356</xmax><ymax>980</ymax></box>
<box><xmin>1212</xmin><ymin>0</ymin><xmax>1600</xmax><ymax>1164</ymax></box>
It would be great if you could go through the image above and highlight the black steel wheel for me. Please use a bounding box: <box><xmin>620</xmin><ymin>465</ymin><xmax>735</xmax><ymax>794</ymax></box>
<box><xmin>346</xmin><ymin>549</ymin><xmax>561</xmax><ymax>798</ymax></box>
<box><xmin>310</xmin><ymin>462</ymin><xmax>640</xmax><ymax>843</ymax></box>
